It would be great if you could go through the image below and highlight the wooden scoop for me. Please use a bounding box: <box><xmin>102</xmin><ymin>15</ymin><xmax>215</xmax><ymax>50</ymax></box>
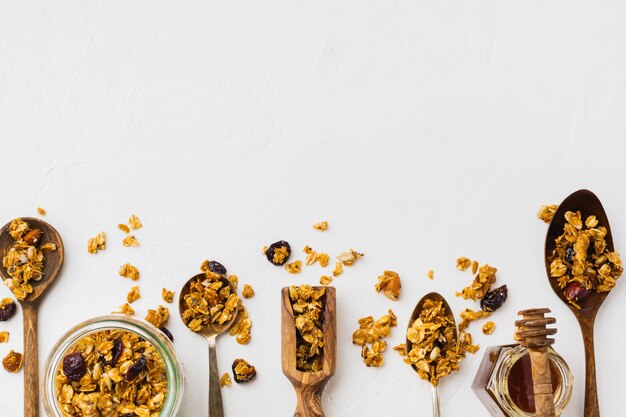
<box><xmin>281</xmin><ymin>286</ymin><xmax>336</xmax><ymax>417</ymax></box>
<box><xmin>515</xmin><ymin>308</ymin><xmax>558</xmax><ymax>417</ymax></box>
<box><xmin>544</xmin><ymin>189</ymin><xmax>614</xmax><ymax>417</ymax></box>
<box><xmin>0</xmin><ymin>217</ymin><xmax>64</xmax><ymax>417</ymax></box>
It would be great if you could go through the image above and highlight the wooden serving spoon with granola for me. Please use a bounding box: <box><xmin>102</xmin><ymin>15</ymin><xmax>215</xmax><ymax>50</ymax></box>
<box><xmin>0</xmin><ymin>217</ymin><xmax>64</xmax><ymax>417</ymax></box>
<box><xmin>281</xmin><ymin>286</ymin><xmax>336</xmax><ymax>417</ymax></box>
<box><xmin>544</xmin><ymin>189</ymin><xmax>620</xmax><ymax>417</ymax></box>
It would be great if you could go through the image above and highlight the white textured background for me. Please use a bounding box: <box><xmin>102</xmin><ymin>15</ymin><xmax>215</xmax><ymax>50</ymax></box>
<box><xmin>1</xmin><ymin>1</ymin><xmax>626</xmax><ymax>416</ymax></box>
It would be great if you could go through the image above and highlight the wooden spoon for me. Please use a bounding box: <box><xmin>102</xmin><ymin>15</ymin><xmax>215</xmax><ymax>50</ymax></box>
<box><xmin>178</xmin><ymin>273</ymin><xmax>239</xmax><ymax>417</ymax></box>
<box><xmin>406</xmin><ymin>292</ymin><xmax>457</xmax><ymax>417</ymax></box>
<box><xmin>281</xmin><ymin>286</ymin><xmax>336</xmax><ymax>417</ymax></box>
<box><xmin>544</xmin><ymin>189</ymin><xmax>614</xmax><ymax>417</ymax></box>
<box><xmin>0</xmin><ymin>217</ymin><xmax>64</xmax><ymax>417</ymax></box>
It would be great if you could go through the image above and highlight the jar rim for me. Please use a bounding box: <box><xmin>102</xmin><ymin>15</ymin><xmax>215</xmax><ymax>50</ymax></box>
<box><xmin>42</xmin><ymin>315</ymin><xmax>185</xmax><ymax>417</ymax></box>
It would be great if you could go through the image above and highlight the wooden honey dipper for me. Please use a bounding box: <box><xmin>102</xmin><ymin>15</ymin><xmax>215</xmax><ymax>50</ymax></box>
<box><xmin>514</xmin><ymin>308</ymin><xmax>558</xmax><ymax>417</ymax></box>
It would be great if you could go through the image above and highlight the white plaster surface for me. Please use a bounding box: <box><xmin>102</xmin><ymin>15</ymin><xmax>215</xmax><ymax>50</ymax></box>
<box><xmin>1</xmin><ymin>1</ymin><xmax>626</xmax><ymax>416</ymax></box>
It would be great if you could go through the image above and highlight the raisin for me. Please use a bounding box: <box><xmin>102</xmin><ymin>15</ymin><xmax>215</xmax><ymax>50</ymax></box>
<box><xmin>208</xmin><ymin>261</ymin><xmax>227</xmax><ymax>276</ymax></box>
<box><xmin>0</xmin><ymin>299</ymin><xmax>17</xmax><ymax>322</ymax></box>
<box><xmin>23</xmin><ymin>229</ymin><xmax>42</xmax><ymax>245</ymax></box>
<box><xmin>63</xmin><ymin>352</ymin><xmax>87</xmax><ymax>381</ymax></box>
<box><xmin>480</xmin><ymin>285</ymin><xmax>508</xmax><ymax>312</ymax></box>
<box><xmin>564</xmin><ymin>247</ymin><xmax>575</xmax><ymax>264</ymax></box>
<box><xmin>266</xmin><ymin>240</ymin><xmax>291</xmax><ymax>266</ymax></box>
<box><xmin>564</xmin><ymin>282</ymin><xmax>589</xmax><ymax>301</ymax></box>
<box><xmin>159</xmin><ymin>327</ymin><xmax>174</xmax><ymax>342</ymax></box>
<box><xmin>108</xmin><ymin>338</ymin><xmax>123</xmax><ymax>366</ymax></box>
<box><xmin>125</xmin><ymin>354</ymin><xmax>146</xmax><ymax>381</ymax></box>
<box><xmin>232</xmin><ymin>358</ymin><xmax>257</xmax><ymax>383</ymax></box>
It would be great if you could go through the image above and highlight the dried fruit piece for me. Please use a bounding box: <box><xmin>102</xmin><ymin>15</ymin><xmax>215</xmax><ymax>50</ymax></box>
<box><xmin>0</xmin><ymin>298</ymin><xmax>17</xmax><ymax>321</ymax></box>
<box><xmin>63</xmin><ymin>352</ymin><xmax>86</xmax><ymax>381</ymax></box>
<box><xmin>125</xmin><ymin>354</ymin><xmax>147</xmax><ymax>381</ymax></box>
<box><xmin>162</xmin><ymin>288</ymin><xmax>175</xmax><ymax>303</ymax></box>
<box><xmin>37</xmin><ymin>207</ymin><xmax>46</xmax><ymax>216</ymax></box>
<box><xmin>352</xmin><ymin>309</ymin><xmax>397</xmax><ymax>367</ymax></box>
<box><xmin>319</xmin><ymin>275</ymin><xmax>333</xmax><ymax>285</ymax></box>
<box><xmin>159</xmin><ymin>327</ymin><xmax>174</xmax><ymax>342</ymax></box>
<box><xmin>87</xmin><ymin>232</ymin><xmax>106</xmax><ymax>254</ymax></box>
<box><xmin>266</xmin><ymin>240</ymin><xmax>291</xmax><ymax>265</ymax></box>
<box><xmin>313</xmin><ymin>221</ymin><xmax>328</xmax><ymax>231</ymax></box>
<box><xmin>127</xmin><ymin>286</ymin><xmax>141</xmax><ymax>303</ymax></box>
<box><xmin>232</xmin><ymin>359</ymin><xmax>257</xmax><ymax>383</ymax></box>
<box><xmin>332</xmin><ymin>262</ymin><xmax>343</xmax><ymax>277</ymax></box>
<box><xmin>374</xmin><ymin>271</ymin><xmax>401</xmax><ymax>301</ymax></box>
<box><xmin>118</xmin><ymin>224</ymin><xmax>130</xmax><ymax>234</ymax></box>
<box><xmin>480</xmin><ymin>285</ymin><xmax>508</xmax><ymax>312</ymax></box>
<box><xmin>108</xmin><ymin>338</ymin><xmax>124</xmax><ymax>366</ymax></box>
<box><xmin>23</xmin><ymin>229</ymin><xmax>42</xmax><ymax>245</ymax></box>
<box><xmin>128</xmin><ymin>214</ymin><xmax>142</xmax><ymax>230</ymax></box>
<box><xmin>3</xmin><ymin>350</ymin><xmax>23</xmax><ymax>373</ymax></box>
<box><xmin>119</xmin><ymin>263</ymin><xmax>140</xmax><ymax>281</ymax></box>
<box><xmin>201</xmin><ymin>260</ymin><xmax>227</xmax><ymax>277</ymax></box>
<box><xmin>537</xmin><ymin>204</ymin><xmax>558</xmax><ymax>223</ymax></box>
<box><xmin>0</xmin><ymin>331</ymin><xmax>9</xmax><ymax>343</ymax></box>
<box><xmin>242</xmin><ymin>284</ymin><xmax>255</xmax><ymax>299</ymax></box>
<box><xmin>337</xmin><ymin>249</ymin><xmax>364</xmax><ymax>266</ymax></box>
<box><xmin>285</xmin><ymin>260</ymin><xmax>302</xmax><ymax>274</ymax></box>
<box><xmin>458</xmin><ymin>308</ymin><xmax>491</xmax><ymax>331</ymax></box>
<box><xmin>122</xmin><ymin>235</ymin><xmax>140</xmax><ymax>247</ymax></box>
<box><xmin>456</xmin><ymin>264</ymin><xmax>497</xmax><ymax>301</ymax></box>
<box><xmin>456</xmin><ymin>257</ymin><xmax>471</xmax><ymax>271</ymax></box>
<box><xmin>220</xmin><ymin>372</ymin><xmax>232</xmax><ymax>387</ymax></box>
<box><xmin>564</xmin><ymin>282</ymin><xmax>589</xmax><ymax>303</ymax></box>
<box><xmin>482</xmin><ymin>321</ymin><xmax>496</xmax><ymax>335</ymax></box>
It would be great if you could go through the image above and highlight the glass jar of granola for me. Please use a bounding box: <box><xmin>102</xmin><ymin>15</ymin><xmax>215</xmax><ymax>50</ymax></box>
<box><xmin>42</xmin><ymin>315</ymin><xmax>184</xmax><ymax>417</ymax></box>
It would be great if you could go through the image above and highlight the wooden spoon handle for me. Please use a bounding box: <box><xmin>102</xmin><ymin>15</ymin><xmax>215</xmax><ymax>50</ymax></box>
<box><xmin>294</xmin><ymin>385</ymin><xmax>325</xmax><ymax>417</ymax></box>
<box><xmin>23</xmin><ymin>304</ymin><xmax>39</xmax><ymax>417</ymax></box>
<box><xmin>528</xmin><ymin>349</ymin><xmax>555</xmax><ymax>417</ymax></box>
<box><xmin>579</xmin><ymin>316</ymin><xmax>600</xmax><ymax>417</ymax></box>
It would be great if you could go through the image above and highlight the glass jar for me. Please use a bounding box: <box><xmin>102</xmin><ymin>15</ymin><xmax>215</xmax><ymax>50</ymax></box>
<box><xmin>472</xmin><ymin>344</ymin><xmax>573</xmax><ymax>417</ymax></box>
<box><xmin>42</xmin><ymin>315</ymin><xmax>185</xmax><ymax>417</ymax></box>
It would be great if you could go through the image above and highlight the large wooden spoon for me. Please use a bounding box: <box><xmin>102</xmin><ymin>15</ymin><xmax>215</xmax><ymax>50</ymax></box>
<box><xmin>544</xmin><ymin>189</ymin><xmax>614</xmax><ymax>417</ymax></box>
<box><xmin>0</xmin><ymin>217</ymin><xmax>64</xmax><ymax>417</ymax></box>
<box><xmin>406</xmin><ymin>292</ymin><xmax>457</xmax><ymax>417</ymax></box>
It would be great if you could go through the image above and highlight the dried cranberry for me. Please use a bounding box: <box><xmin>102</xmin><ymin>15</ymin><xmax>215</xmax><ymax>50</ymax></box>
<box><xmin>0</xmin><ymin>299</ymin><xmax>17</xmax><ymax>322</ymax></box>
<box><xmin>565</xmin><ymin>247</ymin><xmax>575</xmax><ymax>264</ymax></box>
<box><xmin>125</xmin><ymin>355</ymin><xmax>146</xmax><ymax>381</ymax></box>
<box><xmin>159</xmin><ymin>327</ymin><xmax>174</xmax><ymax>342</ymax></box>
<box><xmin>480</xmin><ymin>285</ymin><xmax>508</xmax><ymax>312</ymax></box>
<box><xmin>564</xmin><ymin>282</ymin><xmax>589</xmax><ymax>301</ymax></box>
<box><xmin>208</xmin><ymin>261</ymin><xmax>227</xmax><ymax>276</ymax></box>
<box><xmin>265</xmin><ymin>240</ymin><xmax>291</xmax><ymax>266</ymax></box>
<box><xmin>232</xmin><ymin>358</ymin><xmax>257</xmax><ymax>383</ymax></box>
<box><xmin>108</xmin><ymin>338</ymin><xmax>123</xmax><ymax>366</ymax></box>
<box><xmin>63</xmin><ymin>352</ymin><xmax>86</xmax><ymax>381</ymax></box>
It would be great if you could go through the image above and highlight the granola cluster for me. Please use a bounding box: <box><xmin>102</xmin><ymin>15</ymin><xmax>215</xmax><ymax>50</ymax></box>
<box><xmin>537</xmin><ymin>204</ymin><xmax>558</xmax><ymax>223</ymax></box>
<box><xmin>549</xmin><ymin>211</ymin><xmax>623</xmax><ymax>308</ymax></box>
<box><xmin>87</xmin><ymin>232</ymin><xmax>106</xmax><ymax>254</ymax></box>
<box><xmin>232</xmin><ymin>358</ymin><xmax>257</xmax><ymax>383</ymax></box>
<box><xmin>403</xmin><ymin>299</ymin><xmax>479</xmax><ymax>386</ymax></box>
<box><xmin>181</xmin><ymin>271</ymin><xmax>239</xmax><ymax>333</ymax></box>
<box><xmin>289</xmin><ymin>285</ymin><xmax>326</xmax><ymax>372</ymax></box>
<box><xmin>54</xmin><ymin>329</ymin><xmax>168</xmax><ymax>417</ymax></box>
<box><xmin>374</xmin><ymin>270</ymin><xmax>401</xmax><ymax>301</ymax></box>
<box><xmin>455</xmin><ymin>264</ymin><xmax>497</xmax><ymax>301</ymax></box>
<box><xmin>3</xmin><ymin>350</ymin><xmax>23</xmax><ymax>373</ymax></box>
<box><xmin>2</xmin><ymin>218</ymin><xmax>57</xmax><ymax>300</ymax></box>
<box><xmin>352</xmin><ymin>310</ymin><xmax>397</xmax><ymax>367</ymax></box>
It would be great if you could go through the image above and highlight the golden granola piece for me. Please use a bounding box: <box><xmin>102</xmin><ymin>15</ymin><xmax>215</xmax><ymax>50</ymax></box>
<box><xmin>427</xmin><ymin>270</ymin><xmax>434</xmax><ymax>280</ymax></box>
<box><xmin>122</xmin><ymin>235</ymin><xmax>140</xmax><ymax>247</ymax></box>
<box><xmin>54</xmin><ymin>329</ymin><xmax>168</xmax><ymax>416</ymax></box>
<box><xmin>332</xmin><ymin>262</ymin><xmax>343</xmax><ymax>277</ymax></box>
<box><xmin>37</xmin><ymin>207</ymin><xmax>46</xmax><ymax>216</ymax></box>
<box><xmin>119</xmin><ymin>263</ymin><xmax>140</xmax><ymax>281</ymax></box>
<box><xmin>228</xmin><ymin>274</ymin><xmax>238</xmax><ymax>289</ymax></box>
<box><xmin>319</xmin><ymin>275</ymin><xmax>333</xmax><ymax>285</ymax></box>
<box><xmin>456</xmin><ymin>264</ymin><xmax>497</xmax><ymax>301</ymax></box>
<box><xmin>229</xmin><ymin>305</ymin><xmax>252</xmax><ymax>345</ymax></box>
<box><xmin>118</xmin><ymin>224</ymin><xmax>130</xmax><ymax>234</ymax></box>
<box><xmin>482</xmin><ymin>321</ymin><xmax>496</xmax><ymax>335</ymax></box>
<box><xmin>40</xmin><ymin>243</ymin><xmax>57</xmax><ymax>253</ymax></box>
<box><xmin>87</xmin><ymin>232</ymin><xmax>106</xmax><ymax>254</ymax></box>
<box><xmin>337</xmin><ymin>249</ymin><xmax>364</xmax><ymax>266</ymax></box>
<box><xmin>232</xmin><ymin>358</ymin><xmax>257</xmax><ymax>383</ymax></box>
<box><xmin>129</xmin><ymin>214</ymin><xmax>143</xmax><ymax>230</ymax></box>
<box><xmin>220</xmin><ymin>372</ymin><xmax>232</xmax><ymax>387</ymax></box>
<box><xmin>404</xmin><ymin>299</ymin><xmax>478</xmax><ymax>385</ymax></box>
<box><xmin>456</xmin><ymin>257</ymin><xmax>471</xmax><ymax>271</ymax></box>
<box><xmin>2</xmin><ymin>350</ymin><xmax>22</xmax><ymax>373</ymax></box>
<box><xmin>393</xmin><ymin>343</ymin><xmax>407</xmax><ymax>356</ymax></box>
<box><xmin>471</xmin><ymin>260</ymin><xmax>479</xmax><ymax>274</ymax></box>
<box><xmin>537</xmin><ymin>204</ymin><xmax>558</xmax><ymax>223</ymax></box>
<box><xmin>272</xmin><ymin>245</ymin><xmax>289</xmax><ymax>265</ymax></box>
<box><xmin>181</xmin><ymin>274</ymin><xmax>239</xmax><ymax>334</ymax></box>
<box><xmin>162</xmin><ymin>288</ymin><xmax>175</xmax><ymax>303</ymax></box>
<box><xmin>285</xmin><ymin>260</ymin><xmax>302</xmax><ymax>274</ymax></box>
<box><xmin>0</xmin><ymin>331</ymin><xmax>8</xmax><ymax>343</ymax></box>
<box><xmin>303</xmin><ymin>247</ymin><xmax>329</xmax><ymax>267</ymax></box>
<box><xmin>127</xmin><ymin>286</ymin><xmax>141</xmax><ymax>303</ymax></box>
<box><xmin>113</xmin><ymin>303</ymin><xmax>135</xmax><ymax>316</ymax></box>
<box><xmin>458</xmin><ymin>308</ymin><xmax>491</xmax><ymax>331</ymax></box>
<box><xmin>8</xmin><ymin>219</ymin><xmax>29</xmax><ymax>240</ymax></box>
<box><xmin>352</xmin><ymin>309</ymin><xmax>397</xmax><ymax>367</ymax></box>
<box><xmin>549</xmin><ymin>210</ymin><xmax>623</xmax><ymax>306</ymax></box>
<box><xmin>313</xmin><ymin>221</ymin><xmax>328</xmax><ymax>231</ymax></box>
<box><xmin>289</xmin><ymin>285</ymin><xmax>326</xmax><ymax>372</ymax></box>
<box><xmin>374</xmin><ymin>270</ymin><xmax>401</xmax><ymax>301</ymax></box>
<box><xmin>145</xmin><ymin>305</ymin><xmax>169</xmax><ymax>328</ymax></box>
<box><xmin>242</xmin><ymin>284</ymin><xmax>255</xmax><ymax>299</ymax></box>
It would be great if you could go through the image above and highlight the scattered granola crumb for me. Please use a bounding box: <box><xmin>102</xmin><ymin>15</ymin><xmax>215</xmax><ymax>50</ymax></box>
<box><xmin>113</xmin><ymin>303</ymin><xmax>135</xmax><ymax>316</ymax></box>
<box><xmin>127</xmin><ymin>286</ymin><xmax>141</xmax><ymax>303</ymax></box>
<box><xmin>352</xmin><ymin>309</ymin><xmax>397</xmax><ymax>367</ymax></box>
<box><xmin>162</xmin><ymin>288</ymin><xmax>175</xmax><ymax>303</ymax></box>
<box><xmin>456</xmin><ymin>257</ymin><xmax>471</xmax><ymax>271</ymax></box>
<box><xmin>220</xmin><ymin>372</ymin><xmax>232</xmax><ymax>387</ymax></box>
<box><xmin>232</xmin><ymin>358</ymin><xmax>257</xmax><ymax>383</ymax></box>
<box><xmin>313</xmin><ymin>221</ymin><xmax>328</xmax><ymax>231</ymax></box>
<box><xmin>304</xmin><ymin>247</ymin><xmax>330</xmax><ymax>267</ymax></box>
<box><xmin>119</xmin><ymin>263</ymin><xmax>140</xmax><ymax>281</ymax></box>
<box><xmin>0</xmin><ymin>331</ymin><xmax>8</xmax><ymax>343</ymax></box>
<box><xmin>456</xmin><ymin>264</ymin><xmax>497</xmax><ymax>301</ymax></box>
<box><xmin>482</xmin><ymin>321</ymin><xmax>496</xmax><ymax>335</ymax></box>
<box><xmin>123</xmin><ymin>235</ymin><xmax>140</xmax><ymax>247</ymax></box>
<box><xmin>145</xmin><ymin>305</ymin><xmax>169</xmax><ymax>328</ymax></box>
<box><xmin>332</xmin><ymin>262</ymin><xmax>343</xmax><ymax>277</ymax></box>
<box><xmin>320</xmin><ymin>275</ymin><xmax>333</xmax><ymax>285</ymax></box>
<box><xmin>537</xmin><ymin>204</ymin><xmax>558</xmax><ymax>223</ymax></box>
<box><xmin>427</xmin><ymin>270</ymin><xmax>434</xmax><ymax>280</ymax></box>
<box><xmin>374</xmin><ymin>271</ymin><xmax>401</xmax><ymax>301</ymax></box>
<box><xmin>471</xmin><ymin>260</ymin><xmax>479</xmax><ymax>274</ymax></box>
<box><xmin>229</xmin><ymin>305</ymin><xmax>252</xmax><ymax>345</ymax></box>
<box><xmin>393</xmin><ymin>343</ymin><xmax>406</xmax><ymax>356</ymax></box>
<box><xmin>228</xmin><ymin>274</ymin><xmax>239</xmax><ymax>289</ymax></box>
<box><xmin>242</xmin><ymin>284</ymin><xmax>255</xmax><ymax>299</ymax></box>
<box><xmin>129</xmin><ymin>214</ymin><xmax>143</xmax><ymax>230</ymax></box>
<box><xmin>337</xmin><ymin>249</ymin><xmax>364</xmax><ymax>266</ymax></box>
<box><xmin>118</xmin><ymin>224</ymin><xmax>130</xmax><ymax>234</ymax></box>
<box><xmin>2</xmin><ymin>350</ymin><xmax>23</xmax><ymax>373</ymax></box>
<box><xmin>285</xmin><ymin>260</ymin><xmax>302</xmax><ymax>274</ymax></box>
<box><xmin>459</xmin><ymin>308</ymin><xmax>491</xmax><ymax>331</ymax></box>
<box><xmin>87</xmin><ymin>232</ymin><xmax>106</xmax><ymax>254</ymax></box>
<box><xmin>37</xmin><ymin>207</ymin><xmax>46</xmax><ymax>216</ymax></box>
